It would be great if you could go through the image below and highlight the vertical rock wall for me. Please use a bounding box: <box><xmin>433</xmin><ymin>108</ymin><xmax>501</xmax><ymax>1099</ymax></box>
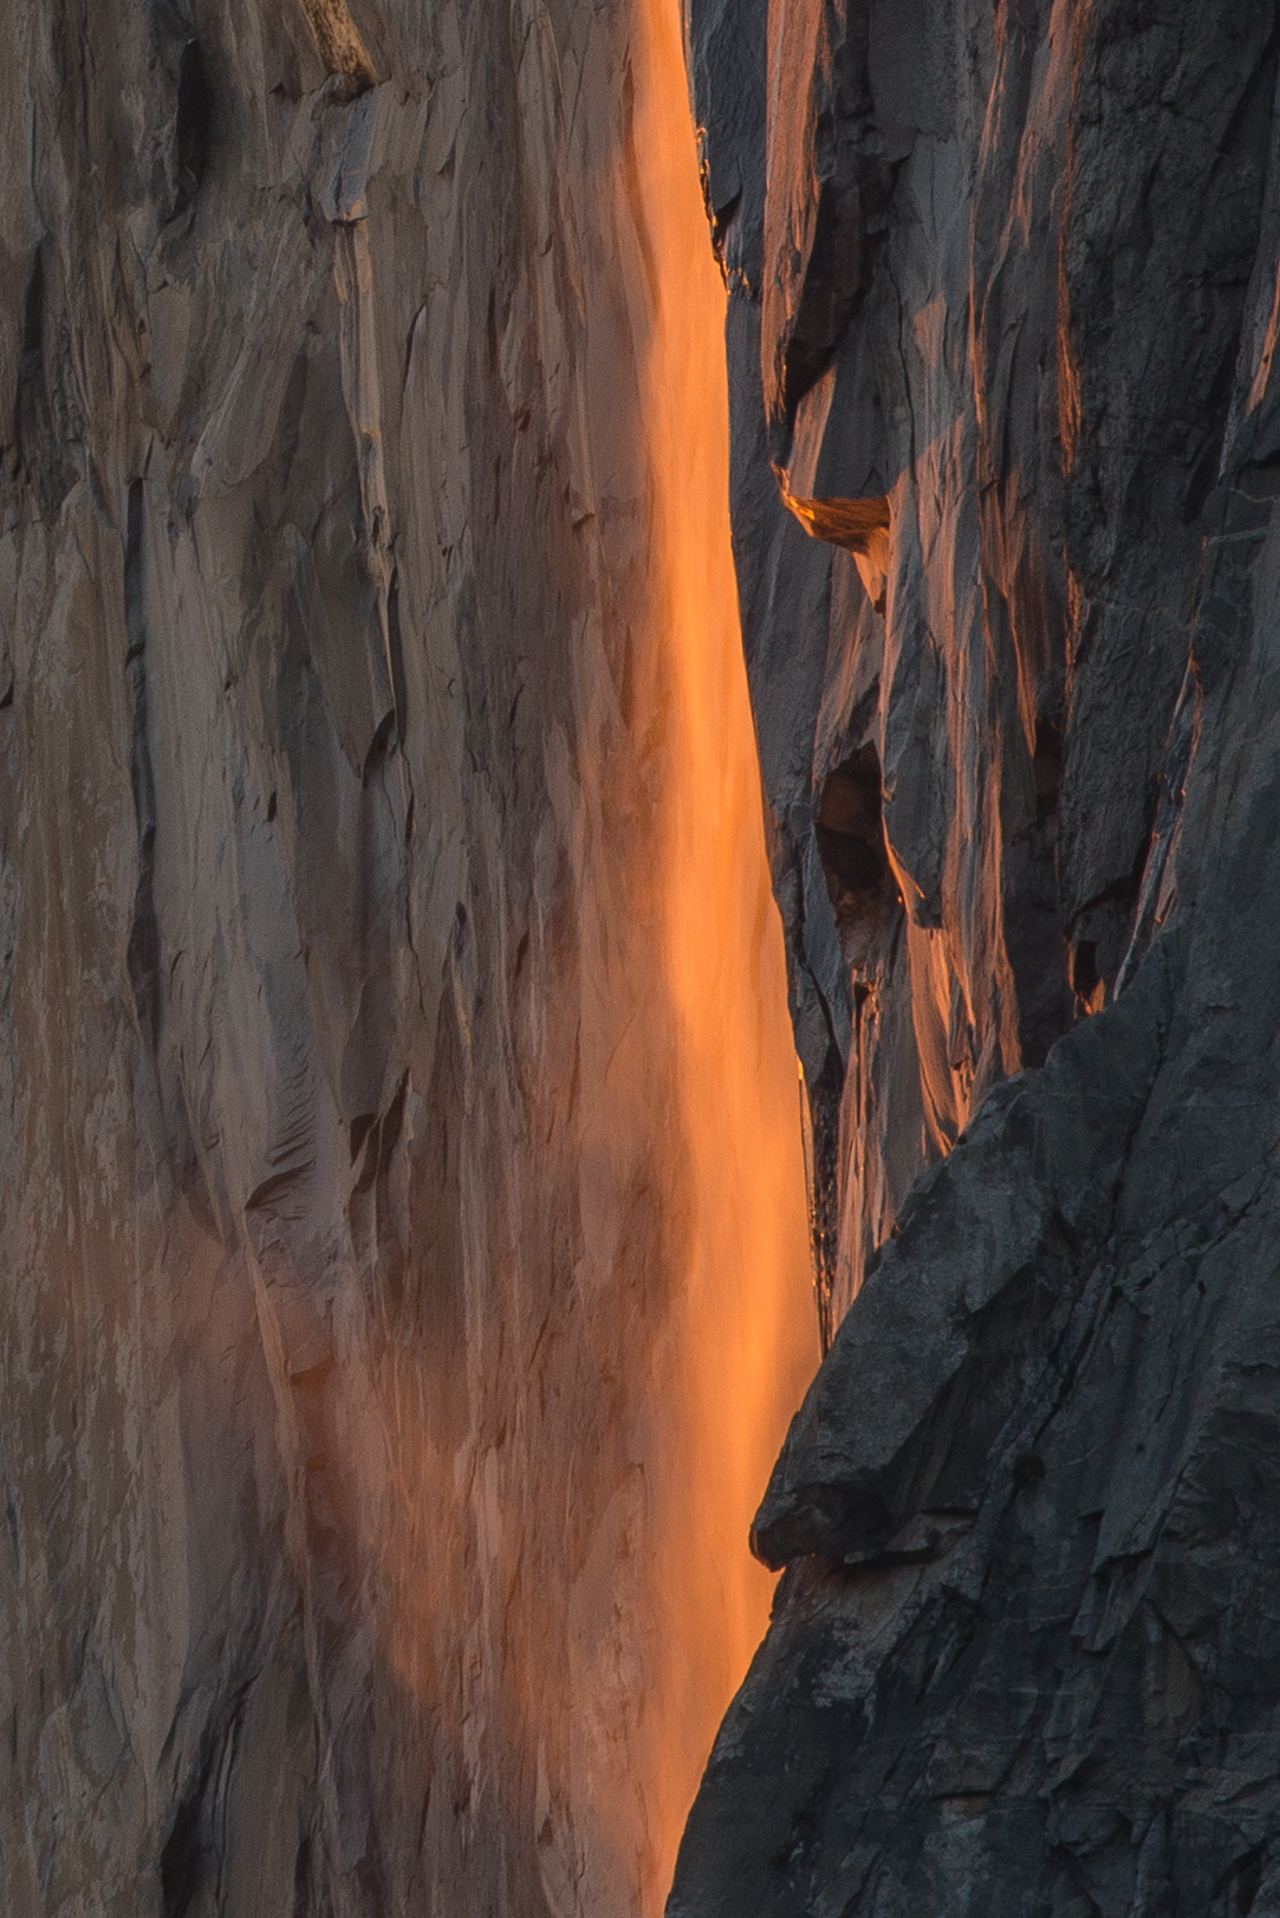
<box><xmin>690</xmin><ymin>0</ymin><xmax>1277</xmax><ymax>1325</ymax></box>
<box><xmin>0</xmin><ymin>3</ymin><xmax>814</xmax><ymax>1913</ymax></box>
<box><xmin>672</xmin><ymin>2</ymin><xmax>1280</xmax><ymax>1912</ymax></box>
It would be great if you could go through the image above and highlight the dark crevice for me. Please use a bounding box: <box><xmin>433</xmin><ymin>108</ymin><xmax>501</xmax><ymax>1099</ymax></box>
<box><xmin>708</xmin><ymin>187</ymin><xmax>741</xmax><ymax>273</ymax></box>
<box><xmin>1066</xmin><ymin>816</ymin><xmax>1160</xmax><ymax>1015</ymax></box>
<box><xmin>172</xmin><ymin>38</ymin><xmax>210</xmax><ymax>218</ymax></box>
<box><xmin>1004</xmin><ymin>715</ymin><xmax>1074</xmax><ymax>1063</ymax></box>
<box><xmin>293</xmin><ymin>1834</ymin><xmax>314</xmax><ymax>1917</ymax></box>
<box><xmin>782</xmin><ymin>176</ymin><xmax>894</xmax><ymax>430</ymax></box>
<box><xmin>349</xmin><ymin>1072</ymin><xmax>409</xmax><ymax>1303</ymax></box>
<box><xmin>815</xmin><ymin>748</ymin><xmax>891</xmax><ymax>895</ymax></box>
<box><xmin>813</xmin><ymin>743</ymin><xmax>901</xmax><ymax>971</ymax></box>
<box><xmin>1070</xmin><ymin>851</ymin><xmax>1154</xmax><ymax>924</ymax></box>
<box><xmin>159</xmin><ymin>1795</ymin><xmax>202</xmax><ymax>1918</ymax></box>
<box><xmin>1211</xmin><ymin>14</ymin><xmax>1280</xmax><ymax>174</ymax></box>
<box><xmin>1221</xmin><ymin>1842</ymin><xmax>1265</xmax><ymax>1916</ymax></box>
<box><xmin>159</xmin><ymin>1744</ymin><xmax>214</xmax><ymax>1918</ymax></box>
<box><xmin>1181</xmin><ymin>334</ymin><xmax>1243</xmax><ymax>523</ymax></box>
<box><xmin>1033</xmin><ymin>716</ymin><xmax>1061</xmax><ymax>822</ymax></box>
<box><xmin>13</xmin><ymin>248</ymin><xmax>75</xmax><ymax>517</ymax></box>
<box><xmin>774</xmin><ymin>2</ymin><xmax>898</xmax><ymax>441</ymax></box>
<box><xmin>801</xmin><ymin>743</ymin><xmax>901</xmax><ymax>1346</ymax></box>
<box><xmin>804</xmin><ymin>1064</ymin><xmax>844</xmax><ymax>1357</ymax></box>
<box><xmin>386</xmin><ymin>563</ymin><xmax>408</xmax><ymax>748</ymax></box>
<box><xmin>361</xmin><ymin>706</ymin><xmax>396</xmax><ymax>784</ymax></box>
<box><xmin>1071</xmin><ymin>939</ymin><xmax>1101</xmax><ymax>1007</ymax></box>
<box><xmin>245</xmin><ymin>1160</ymin><xmax>316</xmax><ymax>1213</ymax></box>
<box><xmin>20</xmin><ymin>253</ymin><xmax>43</xmax><ymax>359</ymax></box>
<box><xmin>1115</xmin><ymin>659</ymin><xmax>1202</xmax><ymax>997</ymax></box>
<box><xmin>124</xmin><ymin>478</ymin><xmax>162</xmax><ymax>1050</ymax></box>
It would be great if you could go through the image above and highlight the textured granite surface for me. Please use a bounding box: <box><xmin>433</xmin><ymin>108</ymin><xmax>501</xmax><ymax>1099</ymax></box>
<box><xmin>671</xmin><ymin>2</ymin><xmax>1280</xmax><ymax>1911</ymax></box>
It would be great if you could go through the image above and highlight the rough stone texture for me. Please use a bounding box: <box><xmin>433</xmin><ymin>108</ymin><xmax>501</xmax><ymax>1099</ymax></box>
<box><xmin>690</xmin><ymin>0</ymin><xmax>1278</xmax><ymax>1327</ymax></box>
<box><xmin>0</xmin><ymin>3</ymin><xmax>816</xmax><ymax>1914</ymax></box>
<box><xmin>671</xmin><ymin>1</ymin><xmax>1280</xmax><ymax>1912</ymax></box>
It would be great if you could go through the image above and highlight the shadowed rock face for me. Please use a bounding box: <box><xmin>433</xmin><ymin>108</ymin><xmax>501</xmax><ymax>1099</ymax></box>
<box><xmin>671</xmin><ymin>0</ymin><xmax>1280</xmax><ymax>1912</ymax></box>
<box><xmin>691</xmin><ymin>0</ymin><xmax>1278</xmax><ymax>1325</ymax></box>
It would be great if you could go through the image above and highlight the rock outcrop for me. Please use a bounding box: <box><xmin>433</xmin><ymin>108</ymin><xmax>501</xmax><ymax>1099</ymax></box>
<box><xmin>0</xmin><ymin>4</ymin><xmax>815</xmax><ymax>1914</ymax></box>
<box><xmin>672</xmin><ymin>1</ymin><xmax>1280</xmax><ymax>1912</ymax></box>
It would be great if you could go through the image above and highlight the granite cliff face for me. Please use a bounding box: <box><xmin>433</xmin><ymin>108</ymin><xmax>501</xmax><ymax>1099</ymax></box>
<box><xmin>671</xmin><ymin>0</ymin><xmax>1280</xmax><ymax>1912</ymax></box>
<box><xmin>691</xmin><ymin>0</ymin><xmax>1278</xmax><ymax>1330</ymax></box>
<box><xmin>0</xmin><ymin>3</ymin><xmax>817</xmax><ymax>1913</ymax></box>
<box><xmin>13</xmin><ymin>0</ymin><xmax>1280</xmax><ymax>1909</ymax></box>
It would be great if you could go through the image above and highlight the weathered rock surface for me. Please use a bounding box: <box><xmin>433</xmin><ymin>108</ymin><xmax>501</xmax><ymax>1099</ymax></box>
<box><xmin>0</xmin><ymin>3</ymin><xmax>815</xmax><ymax>1914</ymax></box>
<box><xmin>671</xmin><ymin>1</ymin><xmax>1280</xmax><ymax>1912</ymax></box>
<box><xmin>692</xmin><ymin>0</ymin><xmax>1278</xmax><ymax>1325</ymax></box>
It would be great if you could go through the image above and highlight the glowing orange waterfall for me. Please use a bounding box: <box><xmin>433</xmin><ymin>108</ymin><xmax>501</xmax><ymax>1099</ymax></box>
<box><xmin>619</xmin><ymin>0</ymin><xmax>818</xmax><ymax>1902</ymax></box>
<box><xmin>359</xmin><ymin>6</ymin><xmax>815</xmax><ymax>1910</ymax></box>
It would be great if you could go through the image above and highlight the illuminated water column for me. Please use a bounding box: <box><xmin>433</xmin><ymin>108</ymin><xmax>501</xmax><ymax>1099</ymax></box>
<box><xmin>622</xmin><ymin>0</ymin><xmax>819</xmax><ymax>1901</ymax></box>
<box><xmin>367</xmin><ymin>7</ymin><xmax>816</xmax><ymax>1911</ymax></box>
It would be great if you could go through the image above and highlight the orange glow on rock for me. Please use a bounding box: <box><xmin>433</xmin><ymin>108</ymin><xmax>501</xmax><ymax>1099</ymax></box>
<box><xmin>346</xmin><ymin>7</ymin><xmax>815</xmax><ymax>1910</ymax></box>
<box><xmin>623</xmin><ymin>0</ymin><xmax>818</xmax><ymax>1897</ymax></box>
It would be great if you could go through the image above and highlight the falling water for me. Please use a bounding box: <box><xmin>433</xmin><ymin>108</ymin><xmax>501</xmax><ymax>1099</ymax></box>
<box><xmin>617</xmin><ymin>0</ymin><xmax>820</xmax><ymax>1900</ymax></box>
<box><xmin>360</xmin><ymin>3</ymin><xmax>816</xmax><ymax>1909</ymax></box>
